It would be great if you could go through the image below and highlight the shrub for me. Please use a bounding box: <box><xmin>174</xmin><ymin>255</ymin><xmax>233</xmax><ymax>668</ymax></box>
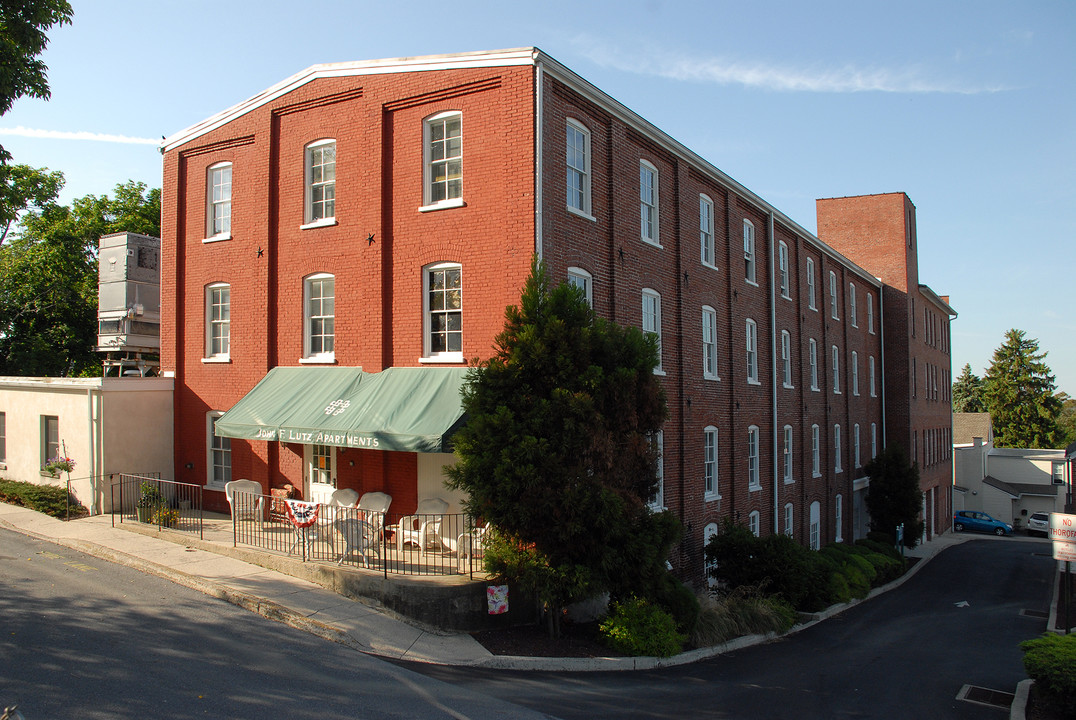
<box><xmin>691</xmin><ymin>587</ymin><xmax>796</xmax><ymax>647</ymax></box>
<box><xmin>599</xmin><ymin>597</ymin><xmax>686</xmax><ymax>657</ymax></box>
<box><xmin>0</xmin><ymin>479</ymin><xmax>86</xmax><ymax>519</ymax></box>
<box><xmin>1021</xmin><ymin>633</ymin><xmax>1076</xmax><ymax>717</ymax></box>
<box><xmin>647</xmin><ymin>572</ymin><xmax>700</xmax><ymax>635</ymax></box>
<box><xmin>856</xmin><ymin>537</ymin><xmax>901</xmax><ymax>560</ymax></box>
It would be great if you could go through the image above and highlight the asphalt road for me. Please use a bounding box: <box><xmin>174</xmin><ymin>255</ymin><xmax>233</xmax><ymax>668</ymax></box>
<box><xmin>413</xmin><ymin>536</ymin><xmax>1056</xmax><ymax>720</ymax></box>
<box><xmin>0</xmin><ymin>529</ymin><xmax>550</xmax><ymax>720</ymax></box>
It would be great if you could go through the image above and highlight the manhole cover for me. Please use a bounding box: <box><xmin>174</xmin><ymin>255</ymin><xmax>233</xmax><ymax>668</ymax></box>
<box><xmin>958</xmin><ymin>684</ymin><xmax>1014</xmax><ymax>709</ymax></box>
<box><xmin>1022</xmin><ymin>609</ymin><xmax>1049</xmax><ymax>619</ymax></box>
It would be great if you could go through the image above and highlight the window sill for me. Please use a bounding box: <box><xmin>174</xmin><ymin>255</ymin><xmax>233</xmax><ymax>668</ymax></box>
<box><xmin>745</xmin><ymin>279</ymin><xmax>759</xmax><ymax>288</ymax></box>
<box><xmin>701</xmin><ymin>261</ymin><xmax>719</xmax><ymax>272</ymax></box>
<box><xmin>652</xmin><ymin>368</ymin><xmax>666</xmax><ymax>376</ymax></box>
<box><xmin>0</xmin><ymin>463</ymin><xmax>6</xmax><ymax>471</ymax></box>
<box><xmin>783</xmin><ymin>383</ymin><xmax>794</xmax><ymax>389</ymax></box>
<box><xmin>419</xmin><ymin>198</ymin><xmax>465</xmax><ymax>213</ymax></box>
<box><xmin>300</xmin><ymin>218</ymin><xmax>337</xmax><ymax>230</ymax></box>
<box><xmin>567</xmin><ymin>205</ymin><xmax>596</xmax><ymax>222</ymax></box>
<box><xmin>784</xmin><ymin>477</ymin><xmax>795</xmax><ymax>485</ymax></box>
<box><xmin>640</xmin><ymin>237</ymin><xmax>663</xmax><ymax>249</ymax></box>
<box><xmin>203</xmin><ymin>233</ymin><xmax>231</xmax><ymax>244</ymax></box>
<box><xmin>747</xmin><ymin>379</ymin><xmax>761</xmax><ymax>386</ymax></box>
<box><xmin>748</xmin><ymin>484</ymin><xmax>762</xmax><ymax>492</ymax></box>
<box><xmin>811</xmin><ymin>386</ymin><xmax>820</xmax><ymax>392</ymax></box>
<box><xmin>201</xmin><ymin>356</ymin><xmax>231</xmax><ymax>364</ymax></box>
<box><xmin>299</xmin><ymin>356</ymin><xmax>336</xmax><ymax>365</ymax></box>
<box><xmin>419</xmin><ymin>355</ymin><xmax>465</xmax><ymax>364</ymax></box>
<box><xmin>813</xmin><ymin>472</ymin><xmax>822</xmax><ymax>478</ymax></box>
<box><xmin>781</xmin><ymin>293</ymin><xmax>791</xmax><ymax>301</ymax></box>
<box><xmin>704</xmin><ymin>374</ymin><xmax>720</xmax><ymax>382</ymax></box>
<box><xmin>704</xmin><ymin>493</ymin><xmax>722</xmax><ymax>502</ymax></box>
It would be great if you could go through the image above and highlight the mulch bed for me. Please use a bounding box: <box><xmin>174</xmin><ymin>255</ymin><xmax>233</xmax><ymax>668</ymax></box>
<box><xmin>471</xmin><ymin>621</ymin><xmax>625</xmax><ymax>658</ymax></box>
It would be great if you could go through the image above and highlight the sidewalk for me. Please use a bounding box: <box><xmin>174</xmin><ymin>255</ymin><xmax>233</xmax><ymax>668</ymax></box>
<box><xmin>0</xmin><ymin>502</ymin><xmax>970</xmax><ymax>671</ymax></box>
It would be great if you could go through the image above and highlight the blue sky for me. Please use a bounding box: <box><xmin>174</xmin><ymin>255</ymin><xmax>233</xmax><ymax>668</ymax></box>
<box><xmin>2</xmin><ymin>0</ymin><xmax>1073</xmax><ymax>394</ymax></box>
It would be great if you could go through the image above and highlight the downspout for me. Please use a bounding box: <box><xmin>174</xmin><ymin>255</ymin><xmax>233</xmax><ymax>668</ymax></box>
<box><xmin>768</xmin><ymin>212</ymin><xmax>779</xmax><ymax>534</ymax></box>
<box><xmin>87</xmin><ymin>385</ymin><xmax>101</xmax><ymax>515</ymax></box>
<box><xmin>534</xmin><ymin>53</ymin><xmax>544</xmax><ymax>261</ymax></box>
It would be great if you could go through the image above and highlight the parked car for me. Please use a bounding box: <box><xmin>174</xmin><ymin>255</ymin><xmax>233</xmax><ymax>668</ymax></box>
<box><xmin>1026</xmin><ymin>511</ymin><xmax>1050</xmax><ymax>537</ymax></box>
<box><xmin>953</xmin><ymin>510</ymin><xmax>1012</xmax><ymax>536</ymax></box>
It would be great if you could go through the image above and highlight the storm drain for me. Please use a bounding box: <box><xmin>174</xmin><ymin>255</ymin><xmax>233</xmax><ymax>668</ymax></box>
<box><xmin>1022</xmin><ymin>608</ymin><xmax>1049</xmax><ymax>619</ymax></box>
<box><xmin>957</xmin><ymin>684</ymin><xmax>1014</xmax><ymax>709</ymax></box>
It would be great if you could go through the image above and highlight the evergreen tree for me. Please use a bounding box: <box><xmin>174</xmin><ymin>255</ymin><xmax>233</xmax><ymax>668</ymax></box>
<box><xmin>446</xmin><ymin>257</ymin><xmax>677</xmax><ymax>630</ymax></box>
<box><xmin>0</xmin><ymin>180</ymin><xmax>160</xmax><ymax>376</ymax></box>
<box><xmin>982</xmin><ymin>329</ymin><xmax>1063</xmax><ymax>449</ymax></box>
<box><xmin>951</xmin><ymin>363</ymin><xmax>985</xmax><ymax>413</ymax></box>
<box><xmin>864</xmin><ymin>444</ymin><xmax>924</xmax><ymax>548</ymax></box>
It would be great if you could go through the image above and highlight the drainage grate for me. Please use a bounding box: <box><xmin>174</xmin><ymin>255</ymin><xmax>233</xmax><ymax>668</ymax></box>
<box><xmin>958</xmin><ymin>684</ymin><xmax>1014</xmax><ymax>709</ymax></box>
<box><xmin>1022</xmin><ymin>608</ymin><xmax>1049</xmax><ymax>619</ymax></box>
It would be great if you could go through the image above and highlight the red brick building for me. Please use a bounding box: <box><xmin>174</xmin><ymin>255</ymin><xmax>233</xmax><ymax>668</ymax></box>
<box><xmin>160</xmin><ymin>48</ymin><xmax>953</xmax><ymax>585</ymax></box>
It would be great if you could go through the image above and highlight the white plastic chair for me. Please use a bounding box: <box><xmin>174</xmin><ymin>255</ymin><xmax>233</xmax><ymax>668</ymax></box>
<box><xmin>397</xmin><ymin>497</ymin><xmax>450</xmax><ymax>555</ymax></box>
<box><xmin>333</xmin><ymin>491</ymin><xmax>392</xmax><ymax>567</ymax></box>
<box><xmin>456</xmin><ymin>525</ymin><xmax>488</xmax><ymax>573</ymax></box>
<box><xmin>225</xmin><ymin>479</ymin><xmax>264</xmax><ymax>525</ymax></box>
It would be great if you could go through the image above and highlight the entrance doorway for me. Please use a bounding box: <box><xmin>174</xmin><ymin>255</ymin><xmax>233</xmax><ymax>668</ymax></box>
<box><xmin>304</xmin><ymin>444</ymin><xmax>337</xmax><ymax>505</ymax></box>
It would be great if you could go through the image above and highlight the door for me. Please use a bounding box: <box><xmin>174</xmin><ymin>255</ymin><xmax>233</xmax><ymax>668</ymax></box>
<box><xmin>304</xmin><ymin>444</ymin><xmax>337</xmax><ymax>505</ymax></box>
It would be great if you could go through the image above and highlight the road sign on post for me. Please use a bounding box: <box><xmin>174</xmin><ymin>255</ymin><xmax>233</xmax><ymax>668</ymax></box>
<box><xmin>1050</xmin><ymin>513</ymin><xmax>1075</xmax><ymax>634</ymax></box>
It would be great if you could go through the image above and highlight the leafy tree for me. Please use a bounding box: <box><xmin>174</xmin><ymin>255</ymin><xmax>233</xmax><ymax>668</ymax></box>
<box><xmin>0</xmin><ymin>180</ymin><xmax>160</xmax><ymax>376</ymax></box>
<box><xmin>446</xmin><ymin>257</ymin><xmax>676</xmax><ymax>632</ymax></box>
<box><xmin>0</xmin><ymin>163</ymin><xmax>63</xmax><ymax>243</ymax></box>
<box><xmin>982</xmin><ymin>329</ymin><xmax>1063</xmax><ymax>449</ymax></box>
<box><xmin>1057</xmin><ymin>393</ymin><xmax>1076</xmax><ymax>447</ymax></box>
<box><xmin>0</xmin><ymin>0</ymin><xmax>73</xmax><ymax>161</ymax></box>
<box><xmin>863</xmin><ymin>444</ymin><xmax>923</xmax><ymax>548</ymax></box>
<box><xmin>951</xmin><ymin>363</ymin><xmax>985</xmax><ymax>413</ymax></box>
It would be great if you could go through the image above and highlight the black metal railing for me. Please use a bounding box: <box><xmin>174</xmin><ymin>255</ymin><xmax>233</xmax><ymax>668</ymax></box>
<box><xmin>111</xmin><ymin>474</ymin><xmax>203</xmax><ymax>539</ymax></box>
<box><xmin>228</xmin><ymin>491</ymin><xmax>486</xmax><ymax>577</ymax></box>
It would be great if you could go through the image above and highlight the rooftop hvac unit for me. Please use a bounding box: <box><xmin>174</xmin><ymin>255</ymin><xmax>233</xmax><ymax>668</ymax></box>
<box><xmin>96</xmin><ymin>232</ymin><xmax>161</xmax><ymax>375</ymax></box>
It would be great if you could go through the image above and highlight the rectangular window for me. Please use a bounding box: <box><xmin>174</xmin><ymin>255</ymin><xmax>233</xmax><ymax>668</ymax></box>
<box><xmin>567</xmin><ymin>267</ymin><xmax>592</xmax><ymax>306</ymax></box>
<box><xmin>1053</xmin><ymin>462</ymin><xmax>1065</xmax><ymax>484</ymax></box>
<box><xmin>41</xmin><ymin>415</ymin><xmax>59</xmax><ymax>471</ymax></box>
<box><xmin>426</xmin><ymin>112</ymin><xmax>462</xmax><ymax>206</ymax></box>
<box><xmin>208</xmin><ymin>413</ymin><xmax>231</xmax><ymax>487</ymax></box>
<box><xmin>0</xmin><ymin>411</ymin><xmax>6</xmax><ymax>465</ymax></box>
<box><xmin>650</xmin><ymin>430</ymin><xmax>664</xmax><ymax>510</ymax></box>
<box><xmin>702</xmin><ymin>306</ymin><xmax>718</xmax><ymax>380</ymax></box>
<box><xmin>700</xmin><ymin>195</ymin><xmax>715</xmax><ymax>267</ymax></box>
<box><xmin>566</xmin><ymin>120</ymin><xmax>590</xmax><ymax>215</ymax></box>
<box><xmin>704</xmin><ymin>426</ymin><xmax>718</xmax><ymax>498</ymax></box>
<box><xmin>832</xmin><ymin>345</ymin><xmax>840</xmax><ymax>394</ymax></box>
<box><xmin>871</xmin><ymin>423</ymin><xmax>877</xmax><ymax>460</ymax></box>
<box><xmin>829</xmin><ymin>271</ymin><xmax>839</xmax><ymax>319</ymax></box>
<box><xmin>783</xmin><ymin>425</ymin><xmax>793</xmax><ymax>483</ymax></box>
<box><xmin>834</xmin><ymin>424</ymin><xmax>843</xmax><ymax>473</ymax></box>
<box><xmin>305</xmin><ymin>140</ymin><xmax>336</xmax><ymax>224</ymax></box>
<box><xmin>748</xmin><ymin>426</ymin><xmax>760</xmax><ymax>489</ymax></box>
<box><xmin>206</xmin><ymin>283</ymin><xmax>230</xmax><ymax>359</ymax></box>
<box><xmin>642</xmin><ymin>290</ymin><xmax>662</xmax><ymax>372</ymax></box>
<box><xmin>835</xmin><ymin>495</ymin><xmax>843</xmax><ymax>542</ymax></box>
<box><xmin>640</xmin><ymin>161</ymin><xmax>658</xmax><ymax>244</ymax></box>
<box><xmin>784</xmin><ymin>503</ymin><xmax>794</xmax><ymax>537</ymax></box>
<box><xmin>851</xmin><ymin>351</ymin><xmax>859</xmax><ymax>395</ymax></box>
<box><xmin>854</xmin><ymin>423</ymin><xmax>861</xmax><ymax>468</ymax></box>
<box><xmin>867</xmin><ymin>292</ymin><xmax>875</xmax><ymax>333</ymax></box>
<box><xmin>749</xmin><ymin>510</ymin><xmax>760</xmax><ymax>538</ymax></box>
<box><xmin>746</xmin><ymin>319</ymin><xmax>758</xmax><ymax>383</ymax></box>
<box><xmin>812</xmin><ymin>424</ymin><xmax>820</xmax><ymax>477</ymax></box>
<box><xmin>869</xmin><ymin>356</ymin><xmax>876</xmax><ymax>397</ymax></box>
<box><xmin>425</xmin><ymin>264</ymin><xmax>463</xmax><ymax>360</ymax></box>
<box><xmin>849</xmin><ymin>283</ymin><xmax>857</xmax><ymax>327</ymax></box>
<box><xmin>304</xmin><ymin>274</ymin><xmax>335</xmax><ymax>361</ymax></box>
<box><xmin>781</xmin><ymin>330</ymin><xmax>792</xmax><ymax>387</ymax></box>
<box><xmin>806</xmin><ymin>257</ymin><xmax>816</xmax><ymax>310</ymax></box>
<box><xmin>778</xmin><ymin>242</ymin><xmax>790</xmax><ymax>298</ymax></box>
<box><xmin>744</xmin><ymin>220</ymin><xmax>756</xmax><ymax>283</ymax></box>
<box><xmin>809</xmin><ymin>338</ymin><xmax>819</xmax><ymax>390</ymax></box>
<box><xmin>207</xmin><ymin>162</ymin><xmax>232</xmax><ymax>239</ymax></box>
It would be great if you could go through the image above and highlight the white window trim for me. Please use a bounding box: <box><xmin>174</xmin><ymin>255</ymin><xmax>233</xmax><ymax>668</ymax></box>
<box><xmin>781</xmin><ymin>330</ymin><xmax>793</xmax><ymax>388</ymax></box>
<box><xmin>783</xmin><ymin>425</ymin><xmax>793</xmax><ymax>484</ymax></box>
<box><xmin>642</xmin><ymin>288</ymin><xmax>663</xmax><ymax>374</ymax></box>
<box><xmin>851</xmin><ymin>350</ymin><xmax>859</xmax><ymax>396</ymax></box>
<box><xmin>639</xmin><ymin>160</ymin><xmax>660</xmax><ymax>246</ymax></box>
<box><xmin>422</xmin><ymin>111</ymin><xmax>464</xmax><ymax>211</ymax></box>
<box><xmin>867</xmin><ymin>292</ymin><xmax>875</xmax><ymax>334</ymax></box>
<box><xmin>205</xmin><ymin>161</ymin><xmax>232</xmax><ymax>242</ymax></box>
<box><xmin>806</xmin><ymin>257</ymin><xmax>817</xmax><ymax>310</ymax></box>
<box><xmin>422</xmin><ymin>261</ymin><xmax>464</xmax><ymax>363</ymax></box>
<box><xmin>567</xmin><ymin>267</ymin><xmax>593</xmax><ymax>306</ymax></box>
<box><xmin>811</xmin><ymin>424</ymin><xmax>821</xmax><ymax>477</ymax></box>
<box><xmin>749</xmin><ymin>510</ymin><xmax>761</xmax><ymax>537</ymax></box>
<box><xmin>809</xmin><ymin>338</ymin><xmax>819</xmax><ymax>391</ymax></box>
<box><xmin>832</xmin><ymin>345</ymin><xmax>841</xmax><ymax>394</ymax></box>
<box><xmin>704</xmin><ymin>425</ymin><xmax>719</xmax><ymax>500</ymax></box>
<box><xmin>649</xmin><ymin>430</ymin><xmax>665</xmax><ymax>511</ymax></box>
<box><xmin>784</xmin><ymin>503</ymin><xmax>794</xmax><ymax>537</ymax></box>
<box><xmin>809</xmin><ymin>501</ymin><xmax>821</xmax><ymax>550</ymax></box>
<box><xmin>871</xmin><ymin>423</ymin><xmax>878</xmax><ymax>460</ymax></box>
<box><xmin>700</xmin><ymin>194</ymin><xmax>716</xmax><ymax>269</ymax></box>
<box><xmin>829</xmin><ymin>271</ymin><xmax>839</xmax><ymax>320</ymax></box>
<box><xmin>849</xmin><ymin>283</ymin><xmax>857</xmax><ymax>327</ymax></box>
<box><xmin>835</xmin><ymin>494</ymin><xmax>844</xmax><ymax>543</ymax></box>
<box><xmin>302</xmin><ymin>138</ymin><xmax>337</xmax><ymax>228</ymax></box>
<box><xmin>835</xmin><ymin>424</ymin><xmax>843</xmax><ymax>473</ymax></box>
<box><xmin>566</xmin><ymin>118</ymin><xmax>594</xmax><ymax>220</ymax></box>
<box><xmin>206</xmin><ymin>411</ymin><xmax>230</xmax><ymax>490</ymax></box>
<box><xmin>746</xmin><ymin>318</ymin><xmax>759</xmax><ymax>385</ymax></box>
<box><xmin>869</xmin><ymin>356</ymin><xmax>877</xmax><ymax>397</ymax></box>
<box><xmin>778</xmin><ymin>241</ymin><xmax>790</xmax><ymax>299</ymax></box>
<box><xmin>203</xmin><ymin>282</ymin><xmax>231</xmax><ymax>362</ymax></box>
<box><xmin>854</xmin><ymin>423</ymin><xmax>861</xmax><ymax>468</ymax></box>
<box><xmin>702</xmin><ymin>305</ymin><xmax>719</xmax><ymax>381</ymax></box>
<box><xmin>748</xmin><ymin>425</ymin><xmax>761</xmax><ymax>490</ymax></box>
<box><xmin>302</xmin><ymin>272</ymin><xmax>336</xmax><ymax>364</ymax></box>
<box><xmin>743</xmin><ymin>219</ymin><xmax>757</xmax><ymax>285</ymax></box>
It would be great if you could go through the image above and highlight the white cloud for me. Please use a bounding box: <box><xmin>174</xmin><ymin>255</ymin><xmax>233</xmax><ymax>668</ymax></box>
<box><xmin>574</xmin><ymin>39</ymin><xmax>1005</xmax><ymax>94</ymax></box>
<box><xmin>0</xmin><ymin>126</ymin><xmax>159</xmax><ymax>145</ymax></box>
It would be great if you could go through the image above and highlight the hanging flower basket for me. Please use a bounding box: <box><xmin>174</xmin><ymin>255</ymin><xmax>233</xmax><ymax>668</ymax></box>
<box><xmin>43</xmin><ymin>457</ymin><xmax>76</xmax><ymax>478</ymax></box>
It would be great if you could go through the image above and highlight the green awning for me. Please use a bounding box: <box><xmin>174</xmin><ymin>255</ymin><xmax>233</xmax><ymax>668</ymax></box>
<box><xmin>214</xmin><ymin>366</ymin><xmax>469</xmax><ymax>453</ymax></box>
